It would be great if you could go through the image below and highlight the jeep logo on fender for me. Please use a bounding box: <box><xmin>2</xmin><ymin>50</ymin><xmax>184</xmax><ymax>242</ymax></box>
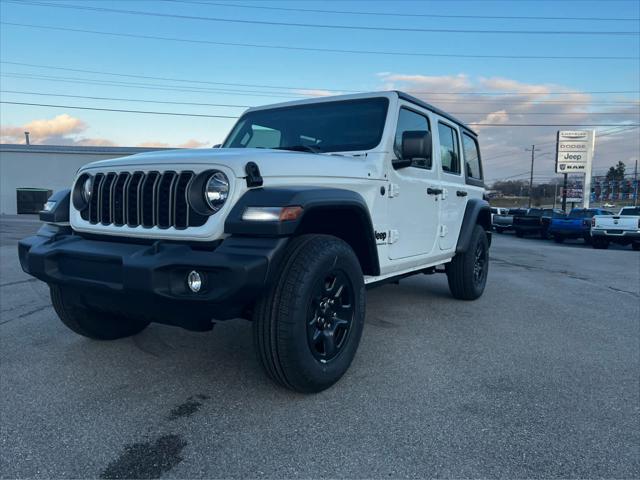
<box><xmin>374</xmin><ymin>230</ymin><xmax>387</xmax><ymax>243</ymax></box>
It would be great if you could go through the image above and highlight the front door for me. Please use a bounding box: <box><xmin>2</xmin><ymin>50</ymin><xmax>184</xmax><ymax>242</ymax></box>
<box><xmin>387</xmin><ymin>106</ymin><xmax>440</xmax><ymax>260</ymax></box>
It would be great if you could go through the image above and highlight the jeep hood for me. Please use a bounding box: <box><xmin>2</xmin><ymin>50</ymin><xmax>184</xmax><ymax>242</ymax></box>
<box><xmin>81</xmin><ymin>148</ymin><xmax>377</xmax><ymax>179</ymax></box>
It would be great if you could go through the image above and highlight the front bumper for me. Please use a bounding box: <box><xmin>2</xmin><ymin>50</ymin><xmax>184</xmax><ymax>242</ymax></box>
<box><xmin>18</xmin><ymin>226</ymin><xmax>288</xmax><ymax>327</ymax></box>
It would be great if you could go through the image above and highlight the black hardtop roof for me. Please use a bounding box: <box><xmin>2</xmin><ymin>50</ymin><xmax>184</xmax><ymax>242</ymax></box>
<box><xmin>395</xmin><ymin>91</ymin><xmax>477</xmax><ymax>136</ymax></box>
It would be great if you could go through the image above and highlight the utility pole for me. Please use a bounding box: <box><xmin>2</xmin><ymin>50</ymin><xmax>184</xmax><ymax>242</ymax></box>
<box><xmin>561</xmin><ymin>174</ymin><xmax>568</xmax><ymax>212</ymax></box>
<box><xmin>525</xmin><ymin>145</ymin><xmax>536</xmax><ymax>208</ymax></box>
<box><xmin>553</xmin><ymin>183</ymin><xmax>558</xmax><ymax>209</ymax></box>
<box><xmin>631</xmin><ymin>159</ymin><xmax>639</xmax><ymax>206</ymax></box>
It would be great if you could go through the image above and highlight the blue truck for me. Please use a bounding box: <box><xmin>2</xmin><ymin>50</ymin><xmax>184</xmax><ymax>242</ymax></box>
<box><xmin>548</xmin><ymin>208</ymin><xmax>613</xmax><ymax>244</ymax></box>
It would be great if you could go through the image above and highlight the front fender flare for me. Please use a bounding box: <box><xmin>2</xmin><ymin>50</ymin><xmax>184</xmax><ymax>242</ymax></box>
<box><xmin>225</xmin><ymin>187</ymin><xmax>379</xmax><ymax>275</ymax></box>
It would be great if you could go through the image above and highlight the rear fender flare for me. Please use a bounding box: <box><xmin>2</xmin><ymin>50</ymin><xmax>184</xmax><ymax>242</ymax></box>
<box><xmin>456</xmin><ymin>199</ymin><xmax>491</xmax><ymax>253</ymax></box>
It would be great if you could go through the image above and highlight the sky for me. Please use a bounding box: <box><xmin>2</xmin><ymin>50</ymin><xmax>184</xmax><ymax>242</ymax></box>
<box><xmin>1</xmin><ymin>0</ymin><xmax>639</xmax><ymax>184</ymax></box>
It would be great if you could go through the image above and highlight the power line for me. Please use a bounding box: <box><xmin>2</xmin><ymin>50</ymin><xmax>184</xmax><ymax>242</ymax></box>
<box><xmin>165</xmin><ymin>0</ymin><xmax>640</xmax><ymax>22</ymax></box>
<box><xmin>6</xmin><ymin>1</ymin><xmax>640</xmax><ymax>36</ymax></box>
<box><xmin>0</xmin><ymin>101</ymin><xmax>238</xmax><ymax>119</ymax></box>
<box><xmin>0</xmin><ymin>73</ymin><xmax>303</xmax><ymax>99</ymax></box>
<box><xmin>3</xmin><ymin>90</ymin><xmax>639</xmax><ymax>115</ymax></box>
<box><xmin>3</xmin><ymin>61</ymin><xmax>638</xmax><ymax>97</ymax></box>
<box><xmin>3</xmin><ymin>100</ymin><xmax>639</xmax><ymax>127</ymax></box>
<box><xmin>0</xmin><ymin>90</ymin><xmax>251</xmax><ymax>109</ymax></box>
<box><xmin>3</xmin><ymin>22</ymin><xmax>637</xmax><ymax>62</ymax></box>
<box><xmin>483</xmin><ymin>125</ymin><xmax>640</xmax><ymax>163</ymax></box>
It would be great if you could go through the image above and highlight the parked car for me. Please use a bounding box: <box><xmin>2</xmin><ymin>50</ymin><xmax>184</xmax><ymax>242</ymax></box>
<box><xmin>549</xmin><ymin>208</ymin><xmax>613</xmax><ymax>244</ymax></box>
<box><xmin>491</xmin><ymin>207</ymin><xmax>509</xmax><ymax>232</ymax></box>
<box><xmin>591</xmin><ymin>206</ymin><xmax>640</xmax><ymax>250</ymax></box>
<box><xmin>18</xmin><ymin>91</ymin><xmax>492</xmax><ymax>393</ymax></box>
<box><xmin>513</xmin><ymin>208</ymin><xmax>565</xmax><ymax>239</ymax></box>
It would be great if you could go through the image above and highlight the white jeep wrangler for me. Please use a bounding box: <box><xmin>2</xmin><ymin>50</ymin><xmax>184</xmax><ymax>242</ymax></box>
<box><xmin>19</xmin><ymin>91</ymin><xmax>491</xmax><ymax>392</ymax></box>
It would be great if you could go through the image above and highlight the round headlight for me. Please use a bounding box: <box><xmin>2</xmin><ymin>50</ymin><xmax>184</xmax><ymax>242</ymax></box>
<box><xmin>204</xmin><ymin>171</ymin><xmax>229</xmax><ymax>212</ymax></box>
<box><xmin>81</xmin><ymin>176</ymin><xmax>93</xmax><ymax>203</ymax></box>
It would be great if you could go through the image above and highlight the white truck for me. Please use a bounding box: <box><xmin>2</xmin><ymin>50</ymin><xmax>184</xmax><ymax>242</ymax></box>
<box><xmin>19</xmin><ymin>91</ymin><xmax>491</xmax><ymax>392</ymax></box>
<box><xmin>591</xmin><ymin>206</ymin><xmax>640</xmax><ymax>250</ymax></box>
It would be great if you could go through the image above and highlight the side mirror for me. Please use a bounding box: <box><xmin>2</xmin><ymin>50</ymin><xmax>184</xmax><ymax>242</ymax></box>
<box><xmin>394</xmin><ymin>130</ymin><xmax>432</xmax><ymax>170</ymax></box>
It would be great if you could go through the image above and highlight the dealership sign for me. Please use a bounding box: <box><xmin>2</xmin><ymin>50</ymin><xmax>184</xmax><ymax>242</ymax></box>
<box><xmin>555</xmin><ymin>130</ymin><xmax>595</xmax><ymax>174</ymax></box>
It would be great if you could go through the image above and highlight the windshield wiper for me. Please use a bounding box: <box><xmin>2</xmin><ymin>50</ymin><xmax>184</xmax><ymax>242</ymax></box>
<box><xmin>275</xmin><ymin>145</ymin><xmax>323</xmax><ymax>153</ymax></box>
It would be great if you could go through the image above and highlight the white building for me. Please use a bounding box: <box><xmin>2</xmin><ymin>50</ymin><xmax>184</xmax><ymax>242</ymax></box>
<box><xmin>0</xmin><ymin>144</ymin><xmax>172</xmax><ymax>214</ymax></box>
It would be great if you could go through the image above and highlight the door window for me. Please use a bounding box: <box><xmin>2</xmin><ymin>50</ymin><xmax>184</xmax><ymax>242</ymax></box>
<box><xmin>462</xmin><ymin>133</ymin><xmax>482</xmax><ymax>179</ymax></box>
<box><xmin>438</xmin><ymin>122</ymin><xmax>461</xmax><ymax>174</ymax></box>
<box><xmin>394</xmin><ymin>108</ymin><xmax>431</xmax><ymax>169</ymax></box>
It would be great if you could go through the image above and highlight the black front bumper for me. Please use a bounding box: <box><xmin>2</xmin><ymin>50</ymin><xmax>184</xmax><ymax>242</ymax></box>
<box><xmin>18</xmin><ymin>226</ymin><xmax>288</xmax><ymax>328</ymax></box>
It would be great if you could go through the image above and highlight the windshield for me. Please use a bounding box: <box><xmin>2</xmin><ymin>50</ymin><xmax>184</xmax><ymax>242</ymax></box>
<box><xmin>223</xmin><ymin>98</ymin><xmax>389</xmax><ymax>153</ymax></box>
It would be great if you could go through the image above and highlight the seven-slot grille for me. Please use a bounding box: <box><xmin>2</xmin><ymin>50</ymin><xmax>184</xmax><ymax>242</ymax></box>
<box><xmin>80</xmin><ymin>171</ymin><xmax>208</xmax><ymax>229</ymax></box>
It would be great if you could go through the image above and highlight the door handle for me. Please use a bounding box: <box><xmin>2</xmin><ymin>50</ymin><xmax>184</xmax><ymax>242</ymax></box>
<box><xmin>427</xmin><ymin>187</ymin><xmax>443</xmax><ymax>196</ymax></box>
<box><xmin>456</xmin><ymin>190</ymin><xmax>468</xmax><ymax>197</ymax></box>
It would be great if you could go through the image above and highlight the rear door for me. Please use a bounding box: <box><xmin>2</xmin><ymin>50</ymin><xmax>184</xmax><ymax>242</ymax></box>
<box><xmin>436</xmin><ymin>121</ymin><xmax>466</xmax><ymax>251</ymax></box>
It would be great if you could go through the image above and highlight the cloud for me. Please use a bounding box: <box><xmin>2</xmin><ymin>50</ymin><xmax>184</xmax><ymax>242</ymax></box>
<box><xmin>475</xmin><ymin>110</ymin><xmax>509</xmax><ymax>129</ymax></box>
<box><xmin>377</xmin><ymin>73</ymin><xmax>639</xmax><ymax>183</ymax></box>
<box><xmin>0</xmin><ymin>113</ymin><xmax>117</xmax><ymax>146</ymax></box>
<box><xmin>1</xmin><ymin>114</ymin><xmax>86</xmax><ymax>142</ymax></box>
<box><xmin>1</xmin><ymin>114</ymin><xmax>209</xmax><ymax>149</ymax></box>
<box><xmin>136</xmin><ymin>139</ymin><xmax>209</xmax><ymax>148</ymax></box>
<box><xmin>294</xmin><ymin>89</ymin><xmax>338</xmax><ymax>97</ymax></box>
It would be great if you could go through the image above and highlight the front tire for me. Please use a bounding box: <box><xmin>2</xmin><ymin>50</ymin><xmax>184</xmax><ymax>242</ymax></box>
<box><xmin>252</xmin><ymin>235</ymin><xmax>365</xmax><ymax>393</ymax></box>
<box><xmin>515</xmin><ymin>229</ymin><xmax>524</xmax><ymax>238</ymax></box>
<box><xmin>446</xmin><ymin>225</ymin><xmax>489</xmax><ymax>300</ymax></box>
<box><xmin>632</xmin><ymin>242</ymin><xmax>640</xmax><ymax>251</ymax></box>
<box><xmin>553</xmin><ymin>235</ymin><xmax>565</xmax><ymax>243</ymax></box>
<box><xmin>50</xmin><ymin>286</ymin><xmax>150</xmax><ymax>340</ymax></box>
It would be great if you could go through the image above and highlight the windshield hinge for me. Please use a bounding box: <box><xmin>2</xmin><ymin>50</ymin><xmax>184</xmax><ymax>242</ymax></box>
<box><xmin>245</xmin><ymin>162</ymin><xmax>263</xmax><ymax>188</ymax></box>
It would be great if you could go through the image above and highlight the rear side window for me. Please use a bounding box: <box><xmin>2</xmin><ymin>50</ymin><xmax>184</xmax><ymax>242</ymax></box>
<box><xmin>620</xmin><ymin>207</ymin><xmax>640</xmax><ymax>215</ymax></box>
<box><xmin>438</xmin><ymin>122</ymin><xmax>461</xmax><ymax>174</ymax></box>
<box><xmin>394</xmin><ymin>107</ymin><xmax>431</xmax><ymax>169</ymax></box>
<box><xmin>462</xmin><ymin>133</ymin><xmax>482</xmax><ymax>179</ymax></box>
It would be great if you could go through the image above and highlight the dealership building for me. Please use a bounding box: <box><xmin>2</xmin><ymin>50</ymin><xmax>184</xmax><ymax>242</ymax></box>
<box><xmin>0</xmin><ymin>144</ymin><xmax>172</xmax><ymax>215</ymax></box>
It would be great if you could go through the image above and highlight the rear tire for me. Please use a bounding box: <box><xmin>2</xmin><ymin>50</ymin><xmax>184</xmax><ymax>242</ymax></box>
<box><xmin>252</xmin><ymin>235</ymin><xmax>365</xmax><ymax>393</ymax></box>
<box><xmin>553</xmin><ymin>235</ymin><xmax>565</xmax><ymax>243</ymax></box>
<box><xmin>446</xmin><ymin>225</ymin><xmax>489</xmax><ymax>301</ymax></box>
<box><xmin>50</xmin><ymin>286</ymin><xmax>150</xmax><ymax>340</ymax></box>
<box><xmin>515</xmin><ymin>229</ymin><xmax>524</xmax><ymax>238</ymax></box>
<box><xmin>632</xmin><ymin>242</ymin><xmax>640</xmax><ymax>251</ymax></box>
<box><xmin>592</xmin><ymin>237</ymin><xmax>609</xmax><ymax>249</ymax></box>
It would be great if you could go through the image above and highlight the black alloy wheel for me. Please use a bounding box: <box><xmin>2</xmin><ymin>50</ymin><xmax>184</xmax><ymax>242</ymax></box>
<box><xmin>307</xmin><ymin>270</ymin><xmax>355</xmax><ymax>363</ymax></box>
<box><xmin>446</xmin><ymin>224</ymin><xmax>489</xmax><ymax>300</ymax></box>
<box><xmin>473</xmin><ymin>241</ymin><xmax>488</xmax><ymax>288</ymax></box>
<box><xmin>252</xmin><ymin>234</ymin><xmax>365</xmax><ymax>393</ymax></box>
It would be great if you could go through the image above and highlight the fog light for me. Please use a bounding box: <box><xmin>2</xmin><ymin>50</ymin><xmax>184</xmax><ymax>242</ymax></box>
<box><xmin>187</xmin><ymin>270</ymin><xmax>202</xmax><ymax>293</ymax></box>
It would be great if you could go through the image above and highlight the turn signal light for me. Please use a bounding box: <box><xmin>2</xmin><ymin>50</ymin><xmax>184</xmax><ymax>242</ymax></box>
<box><xmin>242</xmin><ymin>206</ymin><xmax>303</xmax><ymax>222</ymax></box>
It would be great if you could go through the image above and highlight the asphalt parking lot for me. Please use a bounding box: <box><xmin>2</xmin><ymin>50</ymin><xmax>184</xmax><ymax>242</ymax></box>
<box><xmin>1</xmin><ymin>215</ymin><xmax>638</xmax><ymax>479</ymax></box>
